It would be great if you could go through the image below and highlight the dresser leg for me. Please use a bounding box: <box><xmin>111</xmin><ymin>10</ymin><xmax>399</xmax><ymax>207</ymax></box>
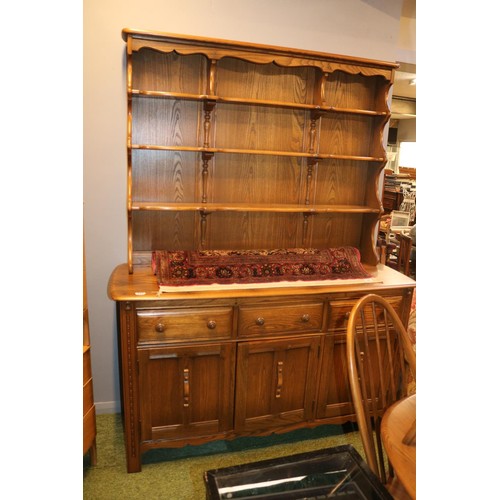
<box><xmin>126</xmin><ymin>449</ymin><xmax>142</xmax><ymax>473</ymax></box>
<box><xmin>118</xmin><ymin>301</ymin><xmax>142</xmax><ymax>472</ymax></box>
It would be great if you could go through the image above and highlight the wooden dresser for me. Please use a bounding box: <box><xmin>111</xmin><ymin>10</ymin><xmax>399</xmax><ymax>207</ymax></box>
<box><xmin>108</xmin><ymin>29</ymin><xmax>415</xmax><ymax>472</ymax></box>
<box><xmin>83</xmin><ymin>241</ymin><xmax>97</xmax><ymax>464</ymax></box>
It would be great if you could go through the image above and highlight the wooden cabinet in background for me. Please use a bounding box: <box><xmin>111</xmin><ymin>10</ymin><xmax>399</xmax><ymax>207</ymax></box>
<box><xmin>383</xmin><ymin>188</ymin><xmax>404</xmax><ymax>213</ymax></box>
<box><xmin>83</xmin><ymin>242</ymin><xmax>97</xmax><ymax>465</ymax></box>
<box><xmin>109</xmin><ymin>29</ymin><xmax>415</xmax><ymax>472</ymax></box>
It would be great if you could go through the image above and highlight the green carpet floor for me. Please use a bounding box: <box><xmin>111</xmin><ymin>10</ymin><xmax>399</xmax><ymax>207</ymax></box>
<box><xmin>83</xmin><ymin>414</ymin><xmax>364</xmax><ymax>499</ymax></box>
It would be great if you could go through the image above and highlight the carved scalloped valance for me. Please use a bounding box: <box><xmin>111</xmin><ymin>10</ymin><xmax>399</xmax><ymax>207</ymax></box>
<box><xmin>124</xmin><ymin>29</ymin><xmax>397</xmax><ymax>81</ymax></box>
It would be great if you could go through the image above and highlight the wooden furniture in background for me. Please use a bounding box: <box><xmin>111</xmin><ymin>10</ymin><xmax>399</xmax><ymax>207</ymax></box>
<box><xmin>383</xmin><ymin>232</ymin><xmax>413</xmax><ymax>277</ymax></box>
<box><xmin>382</xmin><ymin>169</ymin><xmax>416</xmax><ymax>215</ymax></box>
<box><xmin>83</xmin><ymin>241</ymin><xmax>97</xmax><ymax>465</ymax></box>
<box><xmin>346</xmin><ymin>294</ymin><xmax>416</xmax><ymax>498</ymax></box>
<box><xmin>383</xmin><ymin>188</ymin><xmax>404</xmax><ymax>214</ymax></box>
<box><xmin>381</xmin><ymin>394</ymin><xmax>417</xmax><ymax>499</ymax></box>
<box><xmin>398</xmin><ymin>167</ymin><xmax>416</xmax><ymax>180</ymax></box>
<box><xmin>393</xmin><ymin>233</ymin><xmax>413</xmax><ymax>276</ymax></box>
<box><xmin>109</xmin><ymin>29</ymin><xmax>415</xmax><ymax>472</ymax></box>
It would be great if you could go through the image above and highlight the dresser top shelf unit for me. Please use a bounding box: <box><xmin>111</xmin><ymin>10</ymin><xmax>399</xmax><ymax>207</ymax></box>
<box><xmin>123</xmin><ymin>28</ymin><xmax>398</xmax><ymax>273</ymax></box>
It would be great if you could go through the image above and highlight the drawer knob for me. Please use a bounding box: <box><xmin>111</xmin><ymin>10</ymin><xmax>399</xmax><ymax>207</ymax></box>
<box><xmin>256</xmin><ymin>317</ymin><xmax>265</xmax><ymax>326</ymax></box>
<box><xmin>207</xmin><ymin>320</ymin><xmax>217</xmax><ymax>329</ymax></box>
<box><xmin>301</xmin><ymin>314</ymin><xmax>310</xmax><ymax>323</ymax></box>
<box><xmin>155</xmin><ymin>323</ymin><xmax>165</xmax><ymax>333</ymax></box>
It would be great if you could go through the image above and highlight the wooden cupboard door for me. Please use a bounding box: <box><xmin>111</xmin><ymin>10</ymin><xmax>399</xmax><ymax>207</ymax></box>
<box><xmin>316</xmin><ymin>331</ymin><xmax>401</xmax><ymax>421</ymax></box>
<box><xmin>234</xmin><ymin>336</ymin><xmax>320</xmax><ymax>432</ymax></box>
<box><xmin>315</xmin><ymin>334</ymin><xmax>354</xmax><ymax>419</ymax></box>
<box><xmin>138</xmin><ymin>343</ymin><xmax>235</xmax><ymax>442</ymax></box>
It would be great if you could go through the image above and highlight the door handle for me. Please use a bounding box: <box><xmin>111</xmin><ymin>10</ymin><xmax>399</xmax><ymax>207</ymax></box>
<box><xmin>183</xmin><ymin>368</ymin><xmax>190</xmax><ymax>407</ymax></box>
<box><xmin>275</xmin><ymin>361</ymin><xmax>284</xmax><ymax>398</ymax></box>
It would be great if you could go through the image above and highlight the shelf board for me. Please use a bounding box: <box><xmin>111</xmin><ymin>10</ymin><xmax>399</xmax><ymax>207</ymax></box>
<box><xmin>130</xmin><ymin>144</ymin><xmax>385</xmax><ymax>162</ymax></box>
<box><xmin>130</xmin><ymin>89</ymin><xmax>389</xmax><ymax>117</ymax></box>
<box><xmin>131</xmin><ymin>202</ymin><xmax>380</xmax><ymax>214</ymax></box>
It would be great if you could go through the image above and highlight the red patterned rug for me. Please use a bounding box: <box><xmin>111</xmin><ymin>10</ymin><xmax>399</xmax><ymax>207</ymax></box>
<box><xmin>152</xmin><ymin>247</ymin><xmax>371</xmax><ymax>287</ymax></box>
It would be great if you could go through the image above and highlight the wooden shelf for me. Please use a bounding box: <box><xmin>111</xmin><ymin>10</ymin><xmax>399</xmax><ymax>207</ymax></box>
<box><xmin>130</xmin><ymin>144</ymin><xmax>386</xmax><ymax>163</ymax></box>
<box><xmin>131</xmin><ymin>89</ymin><xmax>389</xmax><ymax>117</ymax></box>
<box><xmin>131</xmin><ymin>202</ymin><xmax>381</xmax><ymax>214</ymax></box>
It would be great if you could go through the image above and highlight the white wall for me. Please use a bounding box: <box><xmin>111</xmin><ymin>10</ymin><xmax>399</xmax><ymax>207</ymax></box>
<box><xmin>83</xmin><ymin>0</ymin><xmax>413</xmax><ymax>412</ymax></box>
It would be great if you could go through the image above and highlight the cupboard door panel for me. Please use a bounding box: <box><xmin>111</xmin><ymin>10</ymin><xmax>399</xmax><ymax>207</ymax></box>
<box><xmin>316</xmin><ymin>327</ymin><xmax>405</xmax><ymax>420</ymax></box>
<box><xmin>235</xmin><ymin>336</ymin><xmax>320</xmax><ymax>432</ymax></box>
<box><xmin>316</xmin><ymin>335</ymin><xmax>354</xmax><ymax>419</ymax></box>
<box><xmin>138</xmin><ymin>343</ymin><xmax>235</xmax><ymax>441</ymax></box>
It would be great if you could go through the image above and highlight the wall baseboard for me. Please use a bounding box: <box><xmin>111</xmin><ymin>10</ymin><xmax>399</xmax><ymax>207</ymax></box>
<box><xmin>95</xmin><ymin>401</ymin><xmax>121</xmax><ymax>415</ymax></box>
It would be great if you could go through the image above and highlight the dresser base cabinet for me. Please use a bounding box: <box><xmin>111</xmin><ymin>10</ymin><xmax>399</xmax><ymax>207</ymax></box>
<box><xmin>109</xmin><ymin>263</ymin><xmax>414</xmax><ymax>472</ymax></box>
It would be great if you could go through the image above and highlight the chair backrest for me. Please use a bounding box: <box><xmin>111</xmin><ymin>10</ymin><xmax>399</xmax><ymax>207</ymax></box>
<box><xmin>346</xmin><ymin>294</ymin><xmax>416</xmax><ymax>484</ymax></box>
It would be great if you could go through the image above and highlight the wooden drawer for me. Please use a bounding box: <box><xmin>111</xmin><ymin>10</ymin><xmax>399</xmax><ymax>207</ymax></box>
<box><xmin>137</xmin><ymin>307</ymin><xmax>233</xmax><ymax>343</ymax></box>
<box><xmin>327</xmin><ymin>295</ymin><xmax>403</xmax><ymax>332</ymax></box>
<box><xmin>83</xmin><ymin>378</ymin><xmax>94</xmax><ymax>416</ymax></box>
<box><xmin>238</xmin><ymin>301</ymin><xmax>323</xmax><ymax>338</ymax></box>
<box><xmin>83</xmin><ymin>346</ymin><xmax>91</xmax><ymax>385</ymax></box>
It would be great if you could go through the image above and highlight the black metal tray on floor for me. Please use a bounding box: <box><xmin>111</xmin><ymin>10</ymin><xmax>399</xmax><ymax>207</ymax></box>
<box><xmin>204</xmin><ymin>444</ymin><xmax>392</xmax><ymax>499</ymax></box>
